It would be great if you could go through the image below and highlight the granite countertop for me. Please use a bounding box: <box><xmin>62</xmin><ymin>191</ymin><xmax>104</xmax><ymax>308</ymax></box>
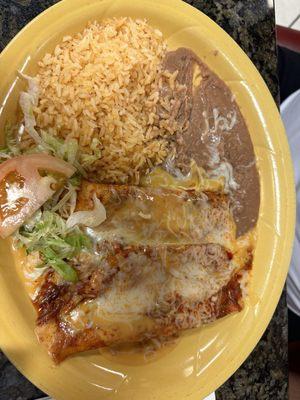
<box><xmin>0</xmin><ymin>1</ymin><xmax>287</xmax><ymax>399</ymax></box>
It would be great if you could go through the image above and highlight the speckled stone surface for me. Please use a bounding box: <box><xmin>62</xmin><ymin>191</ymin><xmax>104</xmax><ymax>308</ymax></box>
<box><xmin>0</xmin><ymin>1</ymin><xmax>287</xmax><ymax>399</ymax></box>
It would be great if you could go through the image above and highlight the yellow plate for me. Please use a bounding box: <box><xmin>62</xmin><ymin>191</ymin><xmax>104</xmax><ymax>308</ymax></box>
<box><xmin>0</xmin><ymin>1</ymin><xmax>295</xmax><ymax>399</ymax></box>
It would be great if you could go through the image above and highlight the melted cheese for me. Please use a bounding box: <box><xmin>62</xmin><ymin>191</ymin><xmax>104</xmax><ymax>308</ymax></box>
<box><xmin>208</xmin><ymin>162</ymin><xmax>239</xmax><ymax>193</ymax></box>
<box><xmin>166</xmin><ymin>248</ymin><xmax>235</xmax><ymax>300</ymax></box>
<box><xmin>141</xmin><ymin>160</ymin><xmax>223</xmax><ymax>193</ymax></box>
<box><xmin>202</xmin><ymin>108</ymin><xmax>237</xmax><ymax>135</ymax></box>
<box><xmin>61</xmin><ymin>240</ymin><xmax>251</xmax><ymax>334</ymax></box>
<box><xmin>20</xmin><ymin>166</ymin><xmax>256</xmax><ymax>347</ymax></box>
<box><xmin>85</xmin><ymin>187</ymin><xmax>236</xmax><ymax>251</ymax></box>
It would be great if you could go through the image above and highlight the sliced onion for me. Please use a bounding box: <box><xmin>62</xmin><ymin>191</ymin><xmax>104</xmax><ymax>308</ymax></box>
<box><xmin>66</xmin><ymin>193</ymin><xmax>106</xmax><ymax>229</ymax></box>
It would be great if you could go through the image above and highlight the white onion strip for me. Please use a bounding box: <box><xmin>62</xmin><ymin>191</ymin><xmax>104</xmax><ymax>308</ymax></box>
<box><xmin>66</xmin><ymin>193</ymin><xmax>106</xmax><ymax>229</ymax></box>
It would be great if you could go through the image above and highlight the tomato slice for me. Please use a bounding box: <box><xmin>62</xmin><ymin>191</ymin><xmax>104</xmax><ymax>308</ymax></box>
<box><xmin>0</xmin><ymin>154</ymin><xmax>76</xmax><ymax>238</ymax></box>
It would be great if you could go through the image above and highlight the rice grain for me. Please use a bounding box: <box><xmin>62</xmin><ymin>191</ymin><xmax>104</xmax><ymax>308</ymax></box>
<box><xmin>34</xmin><ymin>18</ymin><xmax>178</xmax><ymax>183</ymax></box>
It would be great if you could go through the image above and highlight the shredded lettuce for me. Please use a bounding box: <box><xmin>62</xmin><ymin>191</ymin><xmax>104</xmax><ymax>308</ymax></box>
<box><xmin>43</xmin><ymin>175</ymin><xmax>80</xmax><ymax>218</ymax></box>
<box><xmin>17</xmin><ymin>73</ymin><xmax>85</xmax><ymax>174</ymax></box>
<box><xmin>18</xmin><ymin>72</ymin><xmax>43</xmax><ymax>145</ymax></box>
<box><xmin>38</xmin><ymin>131</ymin><xmax>87</xmax><ymax>177</ymax></box>
<box><xmin>5</xmin><ymin>73</ymin><xmax>103</xmax><ymax>280</ymax></box>
<box><xmin>15</xmin><ymin>72</ymin><xmax>93</xmax><ymax>182</ymax></box>
<box><xmin>21</xmin><ymin>130</ymin><xmax>86</xmax><ymax>178</ymax></box>
<box><xmin>51</xmin><ymin>185</ymin><xmax>75</xmax><ymax>213</ymax></box>
<box><xmin>5</xmin><ymin>125</ymin><xmax>21</xmax><ymax>156</ymax></box>
<box><xmin>0</xmin><ymin>125</ymin><xmax>21</xmax><ymax>161</ymax></box>
<box><xmin>16</xmin><ymin>210</ymin><xmax>92</xmax><ymax>282</ymax></box>
<box><xmin>41</xmin><ymin>247</ymin><xmax>78</xmax><ymax>283</ymax></box>
<box><xmin>18</xmin><ymin>71</ymin><xmax>39</xmax><ymax>106</ymax></box>
<box><xmin>65</xmin><ymin>233</ymin><xmax>92</xmax><ymax>251</ymax></box>
<box><xmin>69</xmin><ymin>174</ymin><xmax>81</xmax><ymax>187</ymax></box>
<box><xmin>19</xmin><ymin>91</ymin><xmax>43</xmax><ymax>145</ymax></box>
<box><xmin>80</xmin><ymin>138</ymin><xmax>102</xmax><ymax>166</ymax></box>
<box><xmin>40</xmin><ymin>131</ymin><xmax>79</xmax><ymax>165</ymax></box>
